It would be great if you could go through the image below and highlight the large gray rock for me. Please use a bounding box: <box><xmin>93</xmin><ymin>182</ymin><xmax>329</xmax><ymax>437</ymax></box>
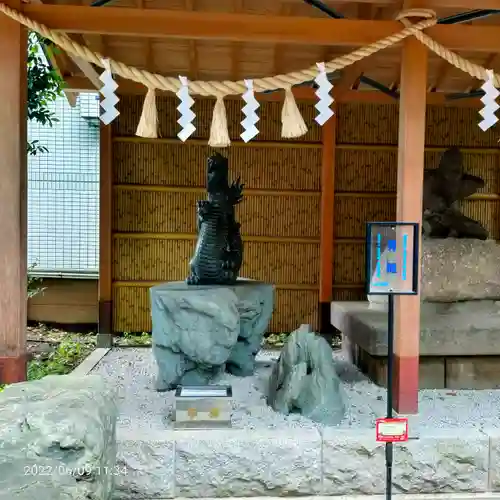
<box><xmin>151</xmin><ymin>280</ymin><xmax>273</xmax><ymax>390</ymax></box>
<box><xmin>0</xmin><ymin>374</ymin><xmax>117</xmax><ymax>500</ymax></box>
<box><xmin>369</xmin><ymin>238</ymin><xmax>500</xmax><ymax>305</ymax></box>
<box><xmin>267</xmin><ymin>327</ymin><xmax>345</xmax><ymax>425</ymax></box>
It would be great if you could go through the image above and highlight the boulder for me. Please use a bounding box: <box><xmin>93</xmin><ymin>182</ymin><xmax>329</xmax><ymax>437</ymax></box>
<box><xmin>267</xmin><ymin>327</ymin><xmax>345</xmax><ymax>425</ymax></box>
<box><xmin>369</xmin><ymin>238</ymin><xmax>500</xmax><ymax>305</ymax></box>
<box><xmin>151</xmin><ymin>280</ymin><xmax>274</xmax><ymax>390</ymax></box>
<box><xmin>0</xmin><ymin>374</ymin><xmax>117</xmax><ymax>500</ymax></box>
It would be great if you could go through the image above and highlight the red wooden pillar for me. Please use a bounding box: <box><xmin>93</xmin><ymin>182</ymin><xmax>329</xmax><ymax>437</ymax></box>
<box><xmin>0</xmin><ymin>0</ymin><xmax>28</xmax><ymax>383</ymax></box>
<box><xmin>98</xmin><ymin>124</ymin><xmax>114</xmax><ymax>347</ymax></box>
<box><xmin>393</xmin><ymin>37</ymin><xmax>428</xmax><ymax>414</ymax></box>
<box><xmin>319</xmin><ymin>114</ymin><xmax>336</xmax><ymax>332</ymax></box>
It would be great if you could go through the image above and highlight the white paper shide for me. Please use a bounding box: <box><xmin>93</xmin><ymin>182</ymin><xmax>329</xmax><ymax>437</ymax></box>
<box><xmin>479</xmin><ymin>69</ymin><xmax>499</xmax><ymax>131</ymax></box>
<box><xmin>314</xmin><ymin>62</ymin><xmax>334</xmax><ymax>126</ymax></box>
<box><xmin>99</xmin><ymin>58</ymin><xmax>120</xmax><ymax>125</ymax></box>
<box><xmin>240</xmin><ymin>79</ymin><xmax>260</xmax><ymax>142</ymax></box>
<box><xmin>177</xmin><ymin>76</ymin><xmax>196</xmax><ymax>142</ymax></box>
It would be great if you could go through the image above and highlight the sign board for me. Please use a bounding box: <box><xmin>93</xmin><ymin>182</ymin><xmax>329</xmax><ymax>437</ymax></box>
<box><xmin>376</xmin><ymin>417</ymin><xmax>409</xmax><ymax>442</ymax></box>
<box><xmin>366</xmin><ymin>222</ymin><xmax>419</xmax><ymax>295</ymax></box>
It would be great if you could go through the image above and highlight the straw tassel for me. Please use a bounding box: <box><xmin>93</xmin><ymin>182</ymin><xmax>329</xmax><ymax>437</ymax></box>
<box><xmin>136</xmin><ymin>87</ymin><xmax>158</xmax><ymax>138</ymax></box>
<box><xmin>281</xmin><ymin>86</ymin><xmax>307</xmax><ymax>139</ymax></box>
<box><xmin>208</xmin><ymin>95</ymin><xmax>231</xmax><ymax>147</ymax></box>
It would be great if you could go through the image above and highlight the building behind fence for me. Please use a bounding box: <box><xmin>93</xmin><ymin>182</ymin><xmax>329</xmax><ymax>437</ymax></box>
<box><xmin>27</xmin><ymin>92</ymin><xmax>100</xmax><ymax>325</ymax></box>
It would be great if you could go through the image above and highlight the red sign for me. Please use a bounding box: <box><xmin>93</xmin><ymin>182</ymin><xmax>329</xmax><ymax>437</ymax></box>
<box><xmin>376</xmin><ymin>417</ymin><xmax>409</xmax><ymax>442</ymax></box>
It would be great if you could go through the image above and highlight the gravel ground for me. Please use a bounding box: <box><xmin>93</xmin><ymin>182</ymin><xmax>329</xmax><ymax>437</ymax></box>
<box><xmin>91</xmin><ymin>347</ymin><xmax>500</xmax><ymax>432</ymax></box>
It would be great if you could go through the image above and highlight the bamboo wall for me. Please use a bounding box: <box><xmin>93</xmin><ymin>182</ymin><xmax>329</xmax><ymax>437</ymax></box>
<box><xmin>110</xmin><ymin>97</ymin><xmax>500</xmax><ymax>333</ymax></box>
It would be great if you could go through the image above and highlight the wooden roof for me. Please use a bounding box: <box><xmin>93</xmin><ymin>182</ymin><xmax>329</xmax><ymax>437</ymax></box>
<box><xmin>21</xmin><ymin>0</ymin><xmax>500</xmax><ymax>96</ymax></box>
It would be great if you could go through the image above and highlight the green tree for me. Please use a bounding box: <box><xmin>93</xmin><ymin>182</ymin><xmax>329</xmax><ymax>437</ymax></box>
<box><xmin>27</xmin><ymin>33</ymin><xmax>64</xmax><ymax>155</ymax></box>
<box><xmin>26</xmin><ymin>33</ymin><xmax>64</xmax><ymax>298</ymax></box>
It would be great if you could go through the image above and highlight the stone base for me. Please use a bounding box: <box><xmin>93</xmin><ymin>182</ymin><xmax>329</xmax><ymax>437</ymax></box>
<box><xmin>113</xmin><ymin>427</ymin><xmax>500</xmax><ymax>498</ymax></box>
<box><xmin>332</xmin><ymin>300</ymin><xmax>500</xmax><ymax>389</ymax></box>
<box><xmin>151</xmin><ymin>279</ymin><xmax>274</xmax><ymax>390</ymax></box>
<box><xmin>349</xmin><ymin>347</ymin><xmax>500</xmax><ymax>390</ymax></box>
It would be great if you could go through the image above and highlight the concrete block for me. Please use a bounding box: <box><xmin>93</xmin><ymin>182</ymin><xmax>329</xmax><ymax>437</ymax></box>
<box><xmin>322</xmin><ymin>428</ymin><xmax>386</xmax><ymax>495</ymax></box>
<box><xmin>392</xmin><ymin>429</ymin><xmax>489</xmax><ymax>493</ymax></box>
<box><xmin>322</xmin><ymin>428</ymin><xmax>489</xmax><ymax>495</ymax></box>
<box><xmin>486</xmin><ymin>429</ymin><xmax>500</xmax><ymax>491</ymax></box>
<box><xmin>357</xmin><ymin>349</ymin><xmax>445</xmax><ymax>389</ymax></box>
<box><xmin>113</xmin><ymin>432</ymin><xmax>175</xmax><ymax>499</ymax></box>
<box><xmin>174</xmin><ymin>428</ymin><xmax>322</xmax><ymax>497</ymax></box>
<box><xmin>446</xmin><ymin>357</ymin><xmax>500</xmax><ymax>389</ymax></box>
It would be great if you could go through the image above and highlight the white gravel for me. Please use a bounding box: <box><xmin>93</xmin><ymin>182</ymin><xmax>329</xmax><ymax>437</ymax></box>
<box><xmin>91</xmin><ymin>347</ymin><xmax>500</xmax><ymax>432</ymax></box>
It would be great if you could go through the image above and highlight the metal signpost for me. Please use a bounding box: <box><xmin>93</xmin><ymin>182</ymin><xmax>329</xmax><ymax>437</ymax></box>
<box><xmin>365</xmin><ymin>222</ymin><xmax>419</xmax><ymax>500</ymax></box>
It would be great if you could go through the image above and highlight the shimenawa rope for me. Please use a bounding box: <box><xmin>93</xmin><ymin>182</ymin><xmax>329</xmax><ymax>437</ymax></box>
<box><xmin>0</xmin><ymin>4</ymin><xmax>497</xmax><ymax>145</ymax></box>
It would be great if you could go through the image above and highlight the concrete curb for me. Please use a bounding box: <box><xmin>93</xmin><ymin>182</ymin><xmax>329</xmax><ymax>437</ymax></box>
<box><xmin>112</xmin><ymin>427</ymin><xmax>500</xmax><ymax>499</ymax></box>
<box><xmin>71</xmin><ymin>347</ymin><xmax>110</xmax><ymax>376</ymax></box>
<box><xmin>172</xmin><ymin>496</ymin><xmax>500</xmax><ymax>500</ymax></box>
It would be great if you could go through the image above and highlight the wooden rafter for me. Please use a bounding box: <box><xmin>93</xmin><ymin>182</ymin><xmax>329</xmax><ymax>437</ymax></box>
<box><xmin>335</xmin><ymin>3</ymin><xmax>373</xmax><ymax>95</ymax></box>
<box><xmin>231</xmin><ymin>0</ymin><xmax>243</xmax><ymax>80</ymax></box>
<box><xmin>273</xmin><ymin>2</ymin><xmax>292</xmax><ymax>77</ymax></box>
<box><xmin>136</xmin><ymin>0</ymin><xmax>154</xmax><ymax>74</ymax></box>
<box><xmin>185</xmin><ymin>0</ymin><xmax>198</xmax><ymax>79</ymax></box>
<box><xmin>42</xmin><ymin>43</ymin><xmax>79</xmax><ymax>106</ymax></box>
<box><xmin>311</xmin><ymin>0</ymin><xmax>500</xmax><ymax>6</ymax></box>
<box><xmin>68</xmin><ymin>34</ymin><xmax>101</xmax><ymax>89</ymax></box>
<box><xmin>17</xmin><ymin>4</ymin><xmax>500</xmax><ymax>53</ymax></box>
<box><xmin>429</xmin><ymin>59</ymin><xmax>449</xmax><ymax>91</ymax></box>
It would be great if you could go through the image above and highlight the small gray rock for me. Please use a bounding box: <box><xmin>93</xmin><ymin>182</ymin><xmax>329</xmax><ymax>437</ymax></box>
<box><xmin>267</xmin><ymin>329</ymin><xmax>345</xmax><ymax>425</ymax></box>
<box><xmin>0</xmin><ymin>374</ymin><xmax>117</xmax><ymax>500</ymax></box>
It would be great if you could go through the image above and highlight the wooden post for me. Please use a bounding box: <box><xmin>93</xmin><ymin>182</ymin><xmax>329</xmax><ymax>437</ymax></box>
<box><xmin>393</xmin><ymin>37</ymin><xmax>428</xmax><ymax>414</ymax></box>
<box><xmin>0</xmin><ymin>1</ymin><xmax>28</xmax><ymax>383</ymax></box>
<box><xmin>98</xmin><ymin>124</ymin><xmax>113</xmax><ymax>347</ymax></box>
<box><xmin>318</xmin><ymin>114</ymin><xmax>336</xmax><ymax>334</ymax></box>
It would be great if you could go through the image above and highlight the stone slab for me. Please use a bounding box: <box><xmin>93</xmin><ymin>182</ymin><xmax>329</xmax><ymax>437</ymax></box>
<box><xmin>355</xmin><ymin>348</ymin><xmax>446</xmax><ymax>389</ymax></box>
<box><xmin>110</xmin><ymin>426</ymin><xmax>500</xmax><ymax>498</ymax></box>
<box><xmin>331</xmin><ymin>300</ymin><xmax>500</xmax><ymax>357</ymax></box>
<box><xmin>446</xmin><ymin>357</ymin><xmax>500</xmax><ymax>390</ymax></box>
<box><xmin>113</xmin><ymin>432</ymin><xmax>175</xmax><ymax>500</ymax></box>
<box><xmin>322</xmin><ymin>428</ymin><xmax>489</xmax><ymax>495</ymax></box>
<box><xmin>174</xmin><ymin>428</ymin><xmax>322</xmax><ymax>497</ymax></box>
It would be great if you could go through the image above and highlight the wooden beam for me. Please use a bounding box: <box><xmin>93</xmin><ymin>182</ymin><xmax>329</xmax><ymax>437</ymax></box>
<box><xmin>316</xmin><ymin>0</ymin><xmax>500</xmax><ymax>6</ymax></box>
<box><xmin>43</xmin><ymin>43</ymin><xmax>80</xmax><ymax>106</ymax></box>
<box><xmin>97</xmin><ymin>123</ymin><xmax>113</xmax><ymax>347</ymax></box>
<box><xmin>319</xmin><ymin>113</ymin><xmax>336</xmax><ymax>333</ymax></box>
<box><xmin>417</xmin><ymin>0</ymin><xmax>500</xmax><ymax>8</ymax></box>
<box><xmin>0</xmin><ymin>0</ymin><xmax>27</xmax><ymax>383</ymax></box>
<box><xmin>393</xmin><ymin>37</ymin><xmax>428</xmax><ymax>415</ymax></box>
<box><xmin>69</xmin><ymin>35</ymin><xmax>102</xmax><ymax>89</ymax></box>
<box><xmin>63</xmin><ymin>75</ymin><xmax>483</xmax><ymax>106</ymax></box>
<box><xmin>65</xmin><ymin>90</ymin><xmax>78</xmax><ymax>107</ymax></box>
<box><xmin>17</xmin><ymin>4</ymin><xmax>500</xmax><ymax>52</ymax></box>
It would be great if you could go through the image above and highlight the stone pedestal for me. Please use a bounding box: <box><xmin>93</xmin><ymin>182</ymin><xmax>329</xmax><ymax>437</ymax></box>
<box><xmin>150</xmin><ymin>279</ymin><xmax>274</xmax><ymax>390</ymax></box>
<box><xmin>370</xmin><ymin>238</ymin><xmax>500</xmax><ymax>306</ymax></box>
